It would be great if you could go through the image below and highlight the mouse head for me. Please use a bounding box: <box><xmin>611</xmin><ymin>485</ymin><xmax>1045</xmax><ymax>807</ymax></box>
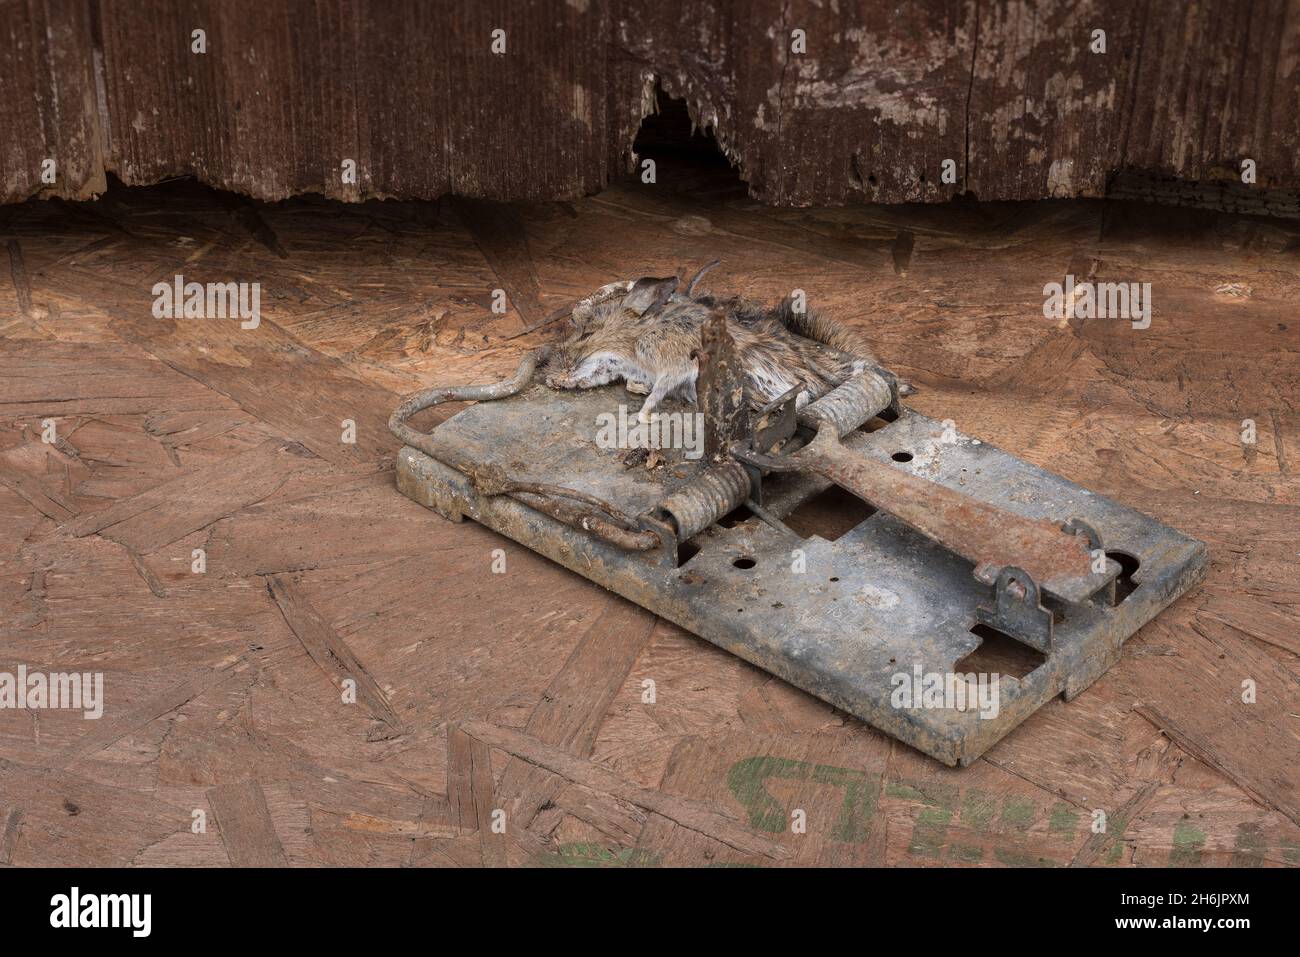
<box><xmin>545</xmin><ymin>276</ymin><xmax>678</xmax><ymax>389</ymax></box>
<box><xmin>621</xmin><ymin>275</ymin><xmax>679</xmax><ymax>316</ymax></box>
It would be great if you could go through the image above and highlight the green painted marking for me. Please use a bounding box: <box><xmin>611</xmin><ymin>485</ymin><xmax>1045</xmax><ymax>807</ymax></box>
<box><xmin>909</xmin><ymin>807</ymin><xmax>953</xmax><ymax>858</ymax></box>
<box><xmin>1232</xmin><ymin>822</ymin><xmax>1266</xmax><ymax>868</ymax></box>
<box><xmin>1280</xmin><ymin>839</ymin><xmax>1300</xmax><ymax>865</ymax></box>
<box><xmin>886</xmin><ymin>781</ymin><xmax>925</xmax><ymax>803</ymax></box>
<box><xmin>991</xmin><ymin>797</ymin><xmax>1056</xmax><ymax>865</ymax></box>
<box><xmin>726</xmin><ymin>757</ymin><xmax>882</xmax><ymax>842</ymax></box>
<box><xmin>1085</xmin><ymin>809</ymin><xmax>1135</xmax><ymax>865</ymax></box>
<box><xmin>723</xmin><ymin>755</ymin><xmax>1246</xmax><ymax>867</ymax></box>
<box><xmin>1104</xmin><ymin>832</ymin><xmax>1127</xmax><ymax>864</ymax></box>
<box><xmin>726</xmin><ymin>756</ymin><xmax>811</xmax><ymax>833</ymax></box>
<box><xmin>886</xmin><ymin>779</ymin><xmax>959</xmax><ymax>810</ymax></box>
<box><xmin>960</xmin><ymin>789</ymin><xmax>997</xmax><ymax>831</ymax></box>
<box><xmin>811</xmin><ymin>764</ymin><xmax>881</xmax><ymax>843</ymax></box>
<box><xmin>539</xmin><ymin>842</ymin><xmax>662</xmax><ymax>868</ymax></box>
<box><xmin>995</xmin><ymin>847</ymin><xmax>1059</xmax><ymax>867</ymax></box>
<box><xmin>1000</xmin><ymin>797</ymin><xmax>1037</xmax><ymax>832</ymax></box>
<box><xmin>889</xmin><ymin>778</ymin><xmax>959</xmax><ymax>858</ymax></box>
<box><xmin>1048</xmin><ymin>804</ymin><xmax>1079</xmax><ymax>842</ymax></box>
<box><xmin>1168</xmin><ymin>821</ymin><xmax>1205</xmax><ymax>867</ymax></box>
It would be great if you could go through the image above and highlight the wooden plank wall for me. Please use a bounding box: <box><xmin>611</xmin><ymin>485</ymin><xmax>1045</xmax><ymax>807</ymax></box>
<box><xmin>2</xmin><ymin>0</ymin><xmax>1299</xmax><ymax>207</ymax></box>
<box><xmin>0</xmin><ymin>0</ymin><xmax>105</xmax><ymax>204</ymax></box>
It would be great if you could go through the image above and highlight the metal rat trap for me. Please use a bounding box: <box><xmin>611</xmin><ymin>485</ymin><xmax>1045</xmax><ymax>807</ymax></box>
<box><xmin>390</xmin><ymin>313</ymin><xmax>1206</xmax><ymax>766</ymax></box>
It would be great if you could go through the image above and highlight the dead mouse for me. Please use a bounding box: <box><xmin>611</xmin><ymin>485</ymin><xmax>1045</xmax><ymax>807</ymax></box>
<box><xmin>545</xmin><ymin>262</ymin><xmax>889</xmax><ymax>423</ymax></box>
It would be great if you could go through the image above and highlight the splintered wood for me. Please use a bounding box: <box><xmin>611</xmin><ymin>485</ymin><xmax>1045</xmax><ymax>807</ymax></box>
<box><xmin>5</xmin><ymin>2</ymin><xmax>1300</xmax><ymax>209</ymax></box>
<box><xmin>0</xmin><ymin>165</ymin><xmax>1297</xmax><ymax>867</ymax></box>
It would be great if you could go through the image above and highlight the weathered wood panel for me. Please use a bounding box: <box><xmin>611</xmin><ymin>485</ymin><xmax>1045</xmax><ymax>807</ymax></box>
<box><xmin>1121</xmin><ymin>1</ymin><xmax>1300</xmax><ymax>191</ymax></box>
<box><xmin>967</xmin><ymin>0</ymin><xmax>1129</xmax><ymax>201</ymax></box>
<box><xmin>623</xmin><ymin>0</ymin><xmax>975</xmax><ymax>205</ymax></box>
<box><xmin>0</xmin><ymin>0</ymin><xmax>105</xmax><ymax>204</ymax></box>
<box><xmin>2</xmin><ymin>1</ymin><xmax>1299</xmax><ymax>207</ymax></box>
<box><xmin>95</xmin><ymin>0</ymin><xmax>618</xmax><ymax>203</ymax></box>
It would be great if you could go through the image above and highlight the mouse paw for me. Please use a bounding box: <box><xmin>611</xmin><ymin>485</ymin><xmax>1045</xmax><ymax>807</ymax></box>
<box><xmin>625</xmin><ymin>380</ymin><xmax>651</xmax><ymax>395</ymax></box>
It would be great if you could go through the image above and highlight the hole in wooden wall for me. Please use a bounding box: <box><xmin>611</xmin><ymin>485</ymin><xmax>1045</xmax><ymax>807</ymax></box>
<box><xmin>632</xmin><ymin>85</ymin><xmax>744</xmax><ymax>193</ymax></box>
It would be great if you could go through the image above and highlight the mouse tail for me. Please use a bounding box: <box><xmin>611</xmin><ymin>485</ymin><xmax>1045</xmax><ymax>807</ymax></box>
<box><xmin>771</xmin><ymin>297</ymin><xmax>876</xmax><ymax>363</ymax></box>
<box><xmin>684</xmin><ymin>259</ymin><xmax>720</xmax><ymax>297</ymax></box>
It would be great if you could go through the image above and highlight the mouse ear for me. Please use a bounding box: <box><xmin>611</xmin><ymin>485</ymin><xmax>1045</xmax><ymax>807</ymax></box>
<box><xmin>622</xmin><ymin>276</ymin><xmax>679</xmax><ymax>316</ymax></box>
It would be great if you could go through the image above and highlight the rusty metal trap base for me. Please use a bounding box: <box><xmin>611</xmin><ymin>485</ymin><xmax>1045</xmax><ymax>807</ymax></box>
<box><xmin>395</xmin><ymin>383</ymin><xmax>1206</xmax><ymax>766</ymax></box>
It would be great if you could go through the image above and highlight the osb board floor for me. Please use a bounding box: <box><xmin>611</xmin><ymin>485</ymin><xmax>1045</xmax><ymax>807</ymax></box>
<box><xmin>0</xmin><ymin>160</ymin><xmax>1297</xmax><ymax>868</ymax></box>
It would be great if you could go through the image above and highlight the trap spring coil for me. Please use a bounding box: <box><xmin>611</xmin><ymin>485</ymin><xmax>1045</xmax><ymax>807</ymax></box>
<box><xmin>799</xmin><ymin>368</ymin><xmax>895</xmax><ymax>438</ymax></box>
<box><xmin>659</xmin><ymin>461</ymin><xmax>752</xmax><ymax>541</ymax></box>
<box><xmin>657</xmin><ymin>371</ymin><xmax>894</xmax><ymax>540</ymax></box>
